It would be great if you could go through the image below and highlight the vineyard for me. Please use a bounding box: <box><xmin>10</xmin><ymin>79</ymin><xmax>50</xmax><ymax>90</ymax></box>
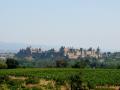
<box><xmin>0</xmin><ymin>68</ymin><xmax>120</xmax><ymax>90</ymax></box>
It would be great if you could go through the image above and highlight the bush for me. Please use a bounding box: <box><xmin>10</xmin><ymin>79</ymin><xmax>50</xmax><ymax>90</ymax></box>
<box><xmin>6</xmin><ymin>58</ymin><xmax>19</xmax><ymax>69</ymax></box>
<box><xmin>56</xmin><ymin>60</ymin><xmax>68</xmax><ymax>68</ymax></box>
<box><xmin>0</xmin><ymin>63</ymin><xmax>7</xmax><ymax>69</ymax></box>
<box><xmin>68</xmin><ymin>72</ymin><xmax>88</xmax><ymax>90</ymax></box>
<box><xmin>87</xmin><ymin>81</ymin><xmax>96</xmax><ymax>89</ymax></box>
<box><xmin>72</xmin><ymin>60</ymin><xmax>87</xmax><ymax>68</ymax></box>
<box><xmin>0</xmin><ymin>76</ymin><xmax>9</xmax><ymax>84</ymax></box>
<box><xmin>0</xmin><ymin>84</ymin><xmax>9</xmax><ymax>90</ymax></box>
<box><xmin>7</xmin><ymin>79</ymin><xmax>24</xmax><ymax>86</ymax></box>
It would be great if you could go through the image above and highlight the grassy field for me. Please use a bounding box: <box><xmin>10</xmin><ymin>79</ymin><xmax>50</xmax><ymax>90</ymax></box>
<box><xmin>0</xmin><ymin>68</ymin><xmax>120</xmax><ymax>90</ymax></box>
<box><xmin>0</xmin><ymin>68</ymin><xmax>120</xmax><ymax>85</ymax></box>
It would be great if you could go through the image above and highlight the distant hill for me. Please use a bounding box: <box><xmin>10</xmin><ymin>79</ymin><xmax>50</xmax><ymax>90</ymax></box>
<box><xmin>0</xmin><ymin>42</ymin><xmax>116</xmax><ymax>53</ymax></box>
<box><xmin>0</xmin><ymin>42</ymin><xmax>59</xmax><ymax>53</ymax></box>
<box><xmin>0</xmin><ymin>42</ymin><xmax>27</xmax><ymax>53</ymax></box>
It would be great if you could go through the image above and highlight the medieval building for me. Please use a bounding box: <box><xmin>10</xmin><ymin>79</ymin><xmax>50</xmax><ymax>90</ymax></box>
<box><xmin>16</xmin><ymin>46</ymin><xmax>102</xmax><ymax>60</ymax></box>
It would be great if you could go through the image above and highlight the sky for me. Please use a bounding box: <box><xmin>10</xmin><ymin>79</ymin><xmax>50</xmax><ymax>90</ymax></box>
<box><xmin>0</xmin><ymin>0</ymin><xmax>120</xmax><ymax>51</ymax></box>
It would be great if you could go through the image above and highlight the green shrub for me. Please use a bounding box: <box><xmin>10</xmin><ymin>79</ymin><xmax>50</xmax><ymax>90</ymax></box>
<box><xmin>0</xmin><ymin>63</ymin><xmax>7</xmax><ymax>69</ymax></box>
<box><xmin>87</xmin><ymin>81</ymin><xmax>96</xmax><ymax>89</ymax></box>
<box><xmin>0</xmin><ymin>84</ymin><xmax>9</xmax><ymax>90</ymax></box>
<box><xmin>6</xmin><ymin>58</ymin><xmax>19</xmax><ymax>69</ymax></box>
<box><xmin>0</xmin><ymin>76</ymin><xmax>9</xmax><ymax>84</ymax></box>
<box><xmin>68</xmin><ymin>72</ymin><xmax>84</xmax><ymax>90</ymax></box>
<box><xmin>68</xmin><ymin>72</ymin><xmax>89</xmax><ymax>90</ymax></box>
<box><xmin>7</xmin><ymin>79</ymin><xmax>24</xmax><ymax>86</ymax></box>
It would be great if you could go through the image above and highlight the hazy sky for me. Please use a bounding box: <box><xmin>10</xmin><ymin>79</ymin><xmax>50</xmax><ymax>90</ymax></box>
<box><xmin>0</xmin><ymin>0</ymin><xmax>120</xmax><ymax>50</ymax></box>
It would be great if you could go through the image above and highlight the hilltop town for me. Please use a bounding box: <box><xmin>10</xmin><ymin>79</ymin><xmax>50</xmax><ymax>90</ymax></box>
<box><xmin>0</xmin><ymin>46</ymin><xmax>120</xmax><ymax>61</ymax></box>
<box><xmin>0</xmin><ymin>46</ymin><xmax>120</xmax><ymax>69</ymax></box>
<box><xmin>15</xmin><ymin>46</ymin><xmax>102</xmax><ymax>60</ymax></box>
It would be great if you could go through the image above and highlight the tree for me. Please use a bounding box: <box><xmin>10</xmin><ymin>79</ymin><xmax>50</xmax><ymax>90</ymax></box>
<box><xmin>59</xmin><ymin>46</ymin><xmax>65</xmax><ymax>56</ymax></box>
<box><xmin>56</xmin><ymin>60</ymin><xmax>68</xmax><ymax>68</ymax></box>
<box><xmin>72</xmin><ymin>61</ymin><xmax>87</xmax><ymax>68</ymax></box>
<box><xmin>6</xmin><ymin>58</ymin><xmax>19</xmax><ymax>69</ymax></box>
